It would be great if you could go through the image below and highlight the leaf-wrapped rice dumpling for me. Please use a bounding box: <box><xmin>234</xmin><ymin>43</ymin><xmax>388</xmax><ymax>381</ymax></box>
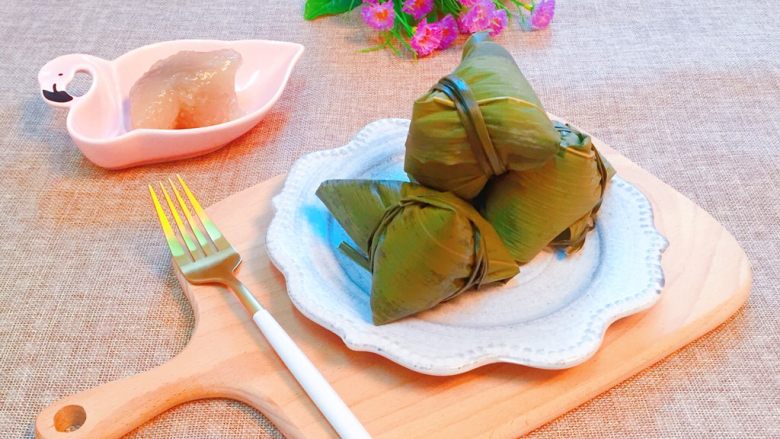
<box><xmin>404</xmin><ymin>32</ymin><xmax>561</xmax><ymax>199</ymax></box>
<box><xmin>481</xmin><ymin>122</ymin><xmax>615</xmax><ymax>264</ymax></box>
<box><xmin>316</xmin><ymin>180</ymin><xmax>519</xmax><ymax>325</ymax></box>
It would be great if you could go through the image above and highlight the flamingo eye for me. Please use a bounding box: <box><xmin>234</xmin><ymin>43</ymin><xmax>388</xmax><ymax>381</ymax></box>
<box><xmin>58</xmin><ymin>73</ymin><xmax>63</xmax><ymax>76</ymax></box>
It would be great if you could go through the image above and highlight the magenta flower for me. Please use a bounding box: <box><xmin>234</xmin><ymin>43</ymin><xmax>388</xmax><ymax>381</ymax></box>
<box><xmin>458</xmin><ymin>0</ymin><xmax>496</xmax><ymax>34</ymax></box>
<box><xmin>458</xmin><ymin>0</ymin><xmax>506</xmax><ymax>36</ymax></box>
<box><xmin>488</xmin><ymin>8</ymin><xmax>507</xmax><ymax>36</ymax></box>
<box><xmin>436</xmin><ymin>15</ymin><xmax>458</xmax><ymax>49</ymax></box>
<box><xmin>410</xmin><ymin>20</ymin><xmax>443</xmax><ymax>57</ymax></box>
<box><xmin>361</xmin><ymin>1</ymin><xmax>396</xmax><ymax>31</ymax></box>
<box><xmin>402</xmin><ymin>0</ymin><xmax>434</xmax><ymax>20</ymax></box>
<box><xmin>530</xmin><ymin>0</ymin><xmax>555</xmax><ymax>30</ymax></box>
<box><xmin>457</xmin><ymin>14</ymin><xmax>470</xmax><ymax>34</ymax></box>
<box><xmin>458</xmin><ymin>0</ymin><xmax>479</xmax><ymax>7</ymax></box>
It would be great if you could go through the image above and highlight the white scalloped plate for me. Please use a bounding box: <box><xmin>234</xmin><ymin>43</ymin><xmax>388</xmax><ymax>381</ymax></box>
<box><xmin>266</xmin><ymin>118</ymin><xmax>668</xmax><ymax>375</ymax></box>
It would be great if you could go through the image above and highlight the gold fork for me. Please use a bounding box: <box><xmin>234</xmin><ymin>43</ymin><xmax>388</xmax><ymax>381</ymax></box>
<box><xmin>149</xmin><ymin>175</ymin><xmax>370</xmax><ymax>439</ymax></box>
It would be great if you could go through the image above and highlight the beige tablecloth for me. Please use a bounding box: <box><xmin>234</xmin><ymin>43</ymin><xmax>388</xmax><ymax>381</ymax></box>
<box><xmin>1</xmin><ymin>0</ymin><xmax>778</xmax><ymax>437</ymax></box>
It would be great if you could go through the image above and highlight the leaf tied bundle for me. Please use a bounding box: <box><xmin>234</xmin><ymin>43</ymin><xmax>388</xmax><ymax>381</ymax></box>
<box><xmin>316</xmin><ymin>179</ymin><xmax>518</xmax><ymax>324</ymax></box>
<box><xmin>480</xmin><ymin>122</ymin><xmax>616</xmax><ymax>264</ymax></box>
<box><xmin>404</xmin><ymin>32</ymin><xmax>561</xmax><ymax>199</ymax></box>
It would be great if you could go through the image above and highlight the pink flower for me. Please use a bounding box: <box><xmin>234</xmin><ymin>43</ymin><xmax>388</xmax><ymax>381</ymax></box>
<box><xmin>457</xmin><ymin>14</ymin><xmax>470</xmax><ymax>34</ymax></box>
<box><xmin>458</xmin><ymin>0</ymin><xmax>496</xmax><ymax>34</ymax></box>
<box><xmin>402</xmin><ymin>0</ymin><xmax>434</xmax><ymax>20</ymax></box>
<box><xmin>410</xmin><ymin>20</ymin><xmax>443</xmax><ymax>57</ymax></box>
<box><xmin>459</xmin><ymin>0</ymin><xmax>479</xmax><ymax>7</ymax></box>
<box><xmin>530</xmin><ymin>0</ymin><xmax>555</xmax><ymax>30</ymax></box>
<box><xmin>362</xmin><ymin>0</ymin><xmax>379</xmax><ymax>4</ymax></box>
<box><xmin>436</xmin><ymin>15</ymin><xmax>458</xmax><ymax>49</ymax></box>
<box><xmin>361</xmin><ymin>1</ymin><xmax>396</xmax><ymax>31</ymax></box>
<box><xmin>458</xmin><ymin>0</ymin><xmax>505</xmax><ymax>36</ymax></box>
<box><xmin>488</xmin><ymin>8</ymin><xmax>507</xmax><ymax>36</ymax></box>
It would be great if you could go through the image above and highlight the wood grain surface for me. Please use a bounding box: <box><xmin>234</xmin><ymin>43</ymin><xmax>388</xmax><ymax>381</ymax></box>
<box><xmin>35</xmin><ymin>137</ymin><xmax>752</xmax><ymax>439</ymax></box>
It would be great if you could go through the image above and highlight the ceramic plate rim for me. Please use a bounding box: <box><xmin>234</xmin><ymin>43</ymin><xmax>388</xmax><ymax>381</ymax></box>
<box><xmin>266</xmin><ymin>118</ymin><xmax>668</xmax><ymax>375</ymax></box>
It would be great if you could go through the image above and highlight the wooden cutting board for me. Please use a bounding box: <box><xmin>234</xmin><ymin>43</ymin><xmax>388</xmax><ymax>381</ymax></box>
<box><xmin>35</xmin><ymin>137</ymin><xmax>751</xmax><ymax>439</ymax></box>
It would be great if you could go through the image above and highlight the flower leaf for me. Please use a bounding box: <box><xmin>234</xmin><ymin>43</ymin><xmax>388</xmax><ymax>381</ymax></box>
<box><xmin>304</xmin><ymin>0</ymin><xmax>361</xmax><ymax>20</ymax></box>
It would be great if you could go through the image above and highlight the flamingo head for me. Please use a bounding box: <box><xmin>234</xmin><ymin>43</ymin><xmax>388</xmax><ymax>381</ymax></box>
<box><xmin>38</xmin><ymin>54</ymin><xmax>85</xmax><ymax>106</ymax></box>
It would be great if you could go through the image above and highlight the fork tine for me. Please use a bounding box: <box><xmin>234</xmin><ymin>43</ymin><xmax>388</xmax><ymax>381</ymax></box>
<box><xmin>160</xmin><ymin>182</ymin><xmax>203</xmax><ymax>259</ymax></box>
<box><xmin>176</xmin><ymin>175</ymin><xmax>232</xmax><ymax>250</ymax></box>
<box><xmin>149</xmin><ymin>184</ymin><xmax>191</xmax><ymax>267</ymax></box>
<box><xmin>168</xmin><ymin>178</ymin><xmax>214</xmax><ymax>255</ymax></box>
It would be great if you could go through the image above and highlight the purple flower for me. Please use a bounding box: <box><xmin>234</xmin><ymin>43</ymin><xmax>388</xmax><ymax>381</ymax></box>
<box><xmin>361</xmin><ymin>1</ymin><xmax>396</xmax><ymax>31</ymax></box>
<box><xmin>488</xmin><ymin>8</ymin><xmax>507</xmax><ymax>36</ymax></box>
<box><xmin>459</xmin><ymin>0</ymin><xmax>479</xmax><ymax>7</ymax></box>
<box><xmin>458</xmin><ymin>0</ymin><xmax>506</xmax><ymax>35</ymax></box>
<box><xmin>362</xmin><ymin>0</ymin><xmax>379</xmax><ymax>4</ymax></box>
<box><xmin>436</xmin><ymin>15</ymin><xmax>458</xmax><ymax>49</ymax></box>
<box><xmin>457</xmin><ymin>14</ymin><xmax>470</xmax><ymax>34</ymax></box>
<box><xmin>458</xmin><ymin>0</ymin><xmax>496</xmax><ymax>34</ymax></box>
<box><xmin>410</xmin><ymin>20</ymin><xmax>443</xmax><ymax>57</ymax></box>
<box><xmin>402</xmin><ymin>0</ymin><xmax>434</xmax><ymax>20</ymax></box>
<box><xmin>530</xmin><ymin>0</ymin><xmax>555</xmax><ymax>30</ymax></box>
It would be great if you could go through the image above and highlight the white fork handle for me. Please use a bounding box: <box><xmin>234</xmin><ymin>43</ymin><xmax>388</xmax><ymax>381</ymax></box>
<box><xmin>252</xmin><ymin>308</ymin><xmax>371</xmax><ymax>439</ymax></box>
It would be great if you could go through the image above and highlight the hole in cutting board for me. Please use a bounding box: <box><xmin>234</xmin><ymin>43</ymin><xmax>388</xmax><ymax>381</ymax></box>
<box><xmin>54</xmin><ymin>405</ymin><xmax>86</xmax><ymax>432</ymax></box>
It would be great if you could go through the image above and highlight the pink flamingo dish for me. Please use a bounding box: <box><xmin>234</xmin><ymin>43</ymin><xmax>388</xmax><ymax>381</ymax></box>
<box><xmin>38</xmin><ymin>39</ymin><xmax>304</xmax><ymax>169</ymax></box>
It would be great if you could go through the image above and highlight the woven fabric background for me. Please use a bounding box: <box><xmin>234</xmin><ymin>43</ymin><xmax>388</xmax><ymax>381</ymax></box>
<box><xmin>1</xmin><ymin>0</ymin><xmax>778</xmax><ymax>437</ymax></box>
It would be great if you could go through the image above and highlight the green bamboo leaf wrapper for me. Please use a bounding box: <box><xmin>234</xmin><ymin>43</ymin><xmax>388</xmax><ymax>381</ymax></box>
<box><xmin>315</xmin><ymin>180</ymin><xmax>403</xmax><ymax>255</ymax></box>
<box><xmin>316</xmin><ymin>180</ymin><xmax>518</xmax><ymax>325</ymax></box>
<box><xmin>481</xmin><ymin>122</ymin><xmax>615</xmax><ymax>264</ymax></box>
<box><xmin>405</xmin><ymin>32</ymin><xmax>561</xmax><ymax>199</ymax></box>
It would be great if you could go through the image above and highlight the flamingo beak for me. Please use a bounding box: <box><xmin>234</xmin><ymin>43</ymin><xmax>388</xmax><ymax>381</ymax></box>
<box><xmin>42</xmin><ymin>83</ymin><xmax>73</xmax><ymax>103</ymax></box>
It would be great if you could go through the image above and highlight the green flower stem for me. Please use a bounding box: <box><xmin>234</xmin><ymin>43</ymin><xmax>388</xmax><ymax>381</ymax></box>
<box><xmin>509</xmin><ymin>0</ymin><xmax>534</xmax><ymax>11</ymax></box>
<box><xmin>448</xmin><ymin>0</ymin><xmax>462</xmax><ymax>12</ymax></box>
<box><xmin>381</xmin><ymin>31</ymin><xmax>399</xmax><ymax>55</ymax></box>
<box><xmin>387</xmin><ymin>34</ymin><xmax>404</xmax><ymax>57</ymax></box>
<box><xmin>493</xmin><ymin>0</ymin><xmax>510</xmax><ymax>12</ymax></box>
<box><xmin>359</xmin><ymin>34</ymin><xmax>391</xmax><ymax>53</ymax></box>
<box><xmin>358</xmin><ymin>45</ymin><xmax>388</xmax><ymax>53</ymax></box>
<box><xmin>391</xmin><ymin>27</ymin><xmax>413</xmax><ymax>51</ymax></box>
<box><xmin>392</xmin><ymin>0</ymin><xmax>415</xmax><ymax>36</ymax></box>
<box><xmin>436</xmin><ymin>0</ymin><xmax>461</xmax><ymax>16</ymax></box>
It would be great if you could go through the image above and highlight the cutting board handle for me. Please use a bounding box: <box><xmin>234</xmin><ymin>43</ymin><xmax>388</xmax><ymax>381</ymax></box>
<box><xmin>35</xmin><ymin>346</ymin><xmax>210</xmax><ymax>439</ymax></box>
